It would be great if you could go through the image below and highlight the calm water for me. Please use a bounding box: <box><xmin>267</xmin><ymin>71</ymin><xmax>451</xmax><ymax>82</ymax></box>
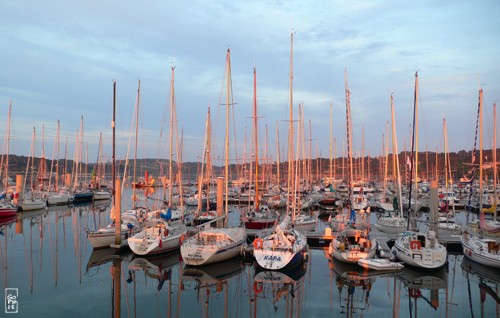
<box><xmin>1</xmin><ymin>188</ymin><xmax>499</xmax><ymax>318</ymax></box>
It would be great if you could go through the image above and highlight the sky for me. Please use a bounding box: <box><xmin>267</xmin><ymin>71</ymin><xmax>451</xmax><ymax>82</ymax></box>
<box><xmin>1</xmin><ymin>0</ymin><xmax>499</xmax><ymax>165</ymax></box>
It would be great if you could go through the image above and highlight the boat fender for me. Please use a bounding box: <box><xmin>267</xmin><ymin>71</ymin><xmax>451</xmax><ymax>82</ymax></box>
<box><xmin>179</xmin><ymin>234</ymin><xmax>185</xmax><ymax>244</ymax></box>
<box><xmin>410</xmin><ymin>240</ymin><xmax>421</xmax><ymax>250</ymax></box>
<box><xmin>409</xmin><ymin>288</ymin><xmax>421</xmax><ymax>298</ymax></box>
<box><xmin>254</xmin><ymin>238</ymin><xmax>264</xmax><ymax>249</ymax></box>
<box><xmin>253</xmin><ymin>281</ymin><xmax>263</xmax><ymax>294</ymax></box>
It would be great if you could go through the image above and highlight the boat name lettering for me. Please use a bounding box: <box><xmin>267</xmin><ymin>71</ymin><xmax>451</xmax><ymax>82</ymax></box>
<box><xmin>263</xmin><ymin>255</ymin><xmax>282</xmax><ymax>262</ymax></box>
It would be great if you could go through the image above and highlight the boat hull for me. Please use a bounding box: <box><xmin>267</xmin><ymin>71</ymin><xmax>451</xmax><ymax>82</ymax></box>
<box><xmin>357</xmin><ymin>259</ymin><xmax>404</xmax><ymax>271</ymax></box>
<box><xmin>244</xmin><ymin>219</ymin><xmax>276</xmax><ymax>230</ymax></box>
<box><xmin>392</xmin><ymin>241</ymin><xmax>447</xmax><ymax>269</ymax></box>
<box><xmin>254</xmin><ymin>244</ymin><xmax>307</xmax><ymax>270</ymax></box>
<box><xmin>461</xmin><ymin>235</ymin><xmax>500</xmax><ymax>268</ymax></box>
<box><xmin>181</xmin><ymin>238</ymin><xmax>245</xmax><ymax>266</ymax></box>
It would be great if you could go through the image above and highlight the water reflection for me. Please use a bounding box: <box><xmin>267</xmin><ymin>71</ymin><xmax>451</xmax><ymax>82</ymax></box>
<box><xmin>1</xmin><ymin>194</ymin><xmax>500</xmax><ymax>317</ymax></box>
<box><xmin>129</xmin><ymin>251</ymin><xmax>182</xmax><ymax>291</ymax></box>
<box><xmin>462</xmin><ymin>256</ymin><xmax>500</xmax><ymax>317</ymax></box>
<box><xmin>397</xmin><ymin>265</ymin><xmax>448</xmax><ymax>315</ymax></box>
<box><xmin>329</xmin><ymin>257</ymin><xmax>394</xmax><ymax>316</ymax></box>
<box><xmin>252</xmin><ymin>260</ymin><xmax>307</xmax><ymax>317</ymax></box>
<box><xmin>182</xmin><ymin>256</ymin><xmax>244</xmax><ymax>318</ymax></box>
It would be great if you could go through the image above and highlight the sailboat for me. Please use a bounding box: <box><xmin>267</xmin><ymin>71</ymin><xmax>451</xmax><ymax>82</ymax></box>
<box><xmin>45</xmin><ymin>120</ymin><xmax>74</xmax><ymax>206</ymax></box>
<box><xmin>129</xmin><ymin>70</ymin><xmax>187</xmax><ymax>256</ymax></box>
<box><xmin>87</xmin><ymin>81</ymin><xmax>143</xmax><ymax>249</ymax></box>
<box><xmin>0</xmin><ymin>102</ymin><xmax>17</xmax><ymax>218</ymax></box>
<box><xmin>253</xmin><ymin>33</ymin><xmax>308</xmax><ymax>271</ymax></box>
<box><xmin>19</xmin><ymin>127</ymin><xmax>46</xmax><ymax>211</ymax></box>
<box><xmin>242</xmin><ymin>67</ymin><xmax>279</xmax><ymax>231</ymax></box>
<box><xmin>191</xmin><ymin>106</ymin><xmax>218</xmax><ymax>226</ymax></box>
<box><xmin>461</xmin><ymin>90</ymin><xmax>500</xmax><ymax>268</ymax></box>
<box><xmin>329</xmin><ymin>77</ymin><xmax>370</xmax><ymax>233</ymax></box>
<box><xmin>329</xmin><ymin>70</ymin><xmax>376</xmax><ymax>264</ymax></box>
<box><xmin>290</xmin><ymin>104</ymin><xmax>318</xmax><ymax>232</ymax></box>
<box><xmin>180</xmin><ymin>49</ymin><xmax>246</xmax><ymax>266</ymax></box>
<box><xmin>391</xmin><ymin>73</ymin><xmax>447</xmax><ymax>269</ymax></box>
<box><xmin>375</xmin><ymin>94</ymin><xmax>406</xmax><ymax>234</ymax></box>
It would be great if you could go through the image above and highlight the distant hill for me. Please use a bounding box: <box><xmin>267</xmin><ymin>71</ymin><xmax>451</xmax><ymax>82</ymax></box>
<box><xmin>2</xmin><ymin>149</ymin><xmax>497</xmax><ymax>183</ymax></box>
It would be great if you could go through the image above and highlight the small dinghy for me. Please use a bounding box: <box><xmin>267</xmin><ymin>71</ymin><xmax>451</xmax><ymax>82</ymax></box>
<box><xmin>358</xmin><ymin>258</ymin><xmax>404</xmax><ymax>271</ymax></box>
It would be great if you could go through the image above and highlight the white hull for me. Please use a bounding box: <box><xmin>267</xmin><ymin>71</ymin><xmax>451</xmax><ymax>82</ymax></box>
<box><xmin>254</xmin><ymin>216</ymin><xmax>307</xmax><ymax>270</ymax></box>
<box><xmin>461</xmin><ymin>234</ymin><xmax>500</xmax><ymax>268</ymax></box>
<box><xmin>292</xmin><ymin>215</ymin><xmax>318</xmax><ymax>232</ymax></box>
<box><xmin>47</xmin><ymin>194</ymin><xmax>74</xmax><ymax>206</ymax></box>
<box><xmin>358</xmin><ymin>258</ymin><xmax>404</xmax><ymax>271</ymax></box>
<box><xmin>181</xmin><ymin>227</ymin><xmax>245</xmax><ymax>266</ymax></box>
<box><xmin>329</xmin><ymin>228</ymin><xmax>376</xmax><ymax>263</ymax></box>
<box><xmin>375</xmin><ymin>216</ymin><xmax>406</xmax><ymax>234</ymax></box>
<box><xmin>254</xmin><ymin>243</ymin><xmax>306</xmax><ymax>270</ymax></box>
<box><xmin>88</xmin><ymin>226</ymin><xmax>131</xmax><ymax>249</ymax></box>
<box><xmin>391</xmin><ymin>231</ymin><xmax>447</xmax><ymax>269</ymax></box>
<box><xmin>128</xmin><ymin>220</ymin><xmax>186</xmax><ymax>256</ymax></box>
<box><xmin>94</xmin><ymin>191</ymin><xmax>111</xmax><ymax>200</ymax></box>
<box><xmin>20</xmin><ymin>200</ymin><xmax>46</xmax><ymax>211</ymax></box>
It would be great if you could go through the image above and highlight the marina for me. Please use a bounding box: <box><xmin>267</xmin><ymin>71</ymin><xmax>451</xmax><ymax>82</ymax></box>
<box><xmin>0</xmin><ymin>186</ymin><xmax>499</xmax><ymax>317</ymax></box>
<box><xmin>1</xmin><ymin>2</ymin><xmax>500</xmax><ymax>317</ymax></box>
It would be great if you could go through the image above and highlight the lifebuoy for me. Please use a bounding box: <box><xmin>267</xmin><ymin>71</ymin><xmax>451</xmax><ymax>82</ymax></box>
<box><xmin>410</xmin><ymin>240</ymin><xmax>421</xmax><ymax>250</ymax></box>
<box><xmin>253</xmin><ymin>281</ymin><xmax>263</xmax><ymax>294</ymax></box>
<box><xmin>253</xmin><ymin>238</ymin><xmax>264</xmax><ymax>249</ymax></box>
<box><xmin>409</xmin><ymin>288</ymin><xmax>421</xmax><ymax>298</ymax></box>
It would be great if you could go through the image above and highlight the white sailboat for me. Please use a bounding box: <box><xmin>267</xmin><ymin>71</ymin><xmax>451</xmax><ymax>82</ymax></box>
<box><xmin>20</xmin><ymin>127</ymin><xmax>46</xmax><ymax>211</ymax></box>
<box><xmin>87</xmin><ymin>209</ymin><xmax>143</xmax><ymax>249</ymax></box>
<box><xmin>391</xmin><ymin>73</ymin><xmax>447</xmax><ymax>270</ymax></box>
<box><xmin>253</xmin><ymin>215</ymin><xmax>307</xmax><ymax>270</ymax></box>
<box><xmin>242</xmin><ymin>67</ymin><xmax>278</xmax><ymax>231</ymax></box>
<box><xmin>392</xmin><ymin>230</ymin><xmax>447</xmax><ymax>269</ymax></box>
<box><xmin>329</xmin><ymin>71</ymin><xmax>376</xmax><ymax>264</ymax></box>
<box><xmin>461</xmin><ymin>91</ymin><xmax>500</xmax><ymax>268</ymax></box>
<box><xmin>87</xmin><ymin>81</ymin><xmax>143</xmax><ymax>249</ymax></box>
<box><xmin>128</xmin><ymin>217</ymin><xmax>187</xmax><ymax>255</ymax></box>
<box><xmin>290</xmin><ymin>104</ymin><xmax>318</xmax><ymax>232</ymax></box>
<box><xmin>253</xmin><ymin>34</ymin><xmax>308</xmax><ymax>271</ymax></box>
<box><xmin>329</xmin><ymin>228</ymin><xmax>376</xmax><ymax>263</ymax></box>
<box><xmin>375</xmin><ymin>94</ymin><xmax>406</xmax><ymax>234</ymax></box>
<box><xmin>181</xmin><ymin>49</ymin><xmax>245</xmax><ymax>266</ymax></box>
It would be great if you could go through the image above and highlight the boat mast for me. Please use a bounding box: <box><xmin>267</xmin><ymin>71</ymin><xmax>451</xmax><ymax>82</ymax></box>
<box><xmin>407</xmin><ymin>72</ymin><xmax>418</xmax><ymax>230</ymax></box>
<box><xmin>224</xmin><ymin>49</ymin><xmax>231</xmax><ymax>224</ymax></box>
<box><xmin>329</xmin><ymin>102</ymin><xmax>333</xmax><ymax>182</ymax></box>
<box><xmin>169</xmin><ymin>67</ymin><xmax>175</xmax><ymax>208</ymax></box>
<box><xmin>287</xmin><ymin>31</ymin><xmax>295</xmax><ymax>214</ymax></box>
<box><xmin>112</xmin><ymin>80</ymin><xmax>116</xmax><ymax>211</ymax></box>
<box><xmin>56</xmin><ymin>120</ymin><xmax>60</xmax><ymax>191</ymax></box>
<box><xmin>132</xmin><ymin>80</ymin><xmax>140</xmax><ymax>209</ymax></box>
<box><xmin>390</xmin><ymin>94</ymin><xmax>404</xmax><ymax>215</ymax></box>
<box><xmin>344</xmin><ymin>70</ymin><xmax>354</xmax><ymax>205</ymax></box>
<box><xmin>479</xmin><ymin>88</ymin><xmax>483</xmax><ymax>217</ymax></box>
<box><xmin>493</xmin><ymin>102</ymin><xmax>497</xmax><ymax>213</ymax></box>
<box><xmin>3</xmin><ymin>101</ymin><xmax>11</xmax><ymax>190</ymax></box>
<box><xmin>275</xmin><ymin>121</ymin><xmax>280</xmax><ymax>191</ymax></box>
<box><xmin>252</xmin><ymin>67</ymin><xmax>260</xmax><ymax>210</ymax></box>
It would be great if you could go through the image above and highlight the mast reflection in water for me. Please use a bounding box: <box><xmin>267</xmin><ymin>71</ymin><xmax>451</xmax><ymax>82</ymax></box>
<box><xmin>0</xmin><ymin>190</ymin><xmax>499</xmax><ymax>317</ymax></box>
